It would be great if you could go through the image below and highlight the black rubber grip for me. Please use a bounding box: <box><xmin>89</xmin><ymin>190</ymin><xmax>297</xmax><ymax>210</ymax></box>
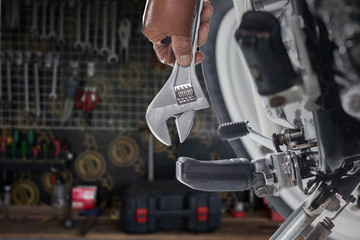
<box><xmin>218</xmin><ymin>121</ymin><xmax>249</xmax><ymax>141</ymax></box>
<box><xmin>176</xmin><ymin>157</ymin><xmax>252</xmax><ymax>192</ymax></box>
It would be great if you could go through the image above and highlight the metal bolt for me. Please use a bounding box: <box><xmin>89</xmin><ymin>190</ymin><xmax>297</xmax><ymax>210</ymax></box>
<box><xmin>255</xmin><ymin>186</ymin><xmax>269</xmax><ymax>198</ymax></box>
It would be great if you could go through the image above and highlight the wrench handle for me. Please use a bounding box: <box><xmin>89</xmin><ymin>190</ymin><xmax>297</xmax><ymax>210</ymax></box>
<box><xmin>190</xmin><ymin>0</ymin><xmax>203</xmax><ymax>63</ymax></box>
<box><xmin>58</xmin><ymin>2</ymin><xmax>65</xmax><ymax>43</ymax></box>
<box><xmin>40</xmin><ymin>1</ymin><xmax>48</xmax><ymax>40</ymax></box>
<box><xmin>24</xmin><ymin>63</ymin><xmax>29</xmax><ymax>113</ymax></box>
<box><xmin>173</xmin><ymin>0</ymin><xmax>204</xmax><ymax>85</ymax></box>
<box><xmin>6</xmin><ymin>61</ymin><xmax>12</xmax><ymax>102</ymax></box>
<box><xmin>34</xmin><ymin>63</ymin><xmax>40</xmax><ymax>117</ymax></box>
<box><xmin>30</xmin><ymin>0</ymin><xmax>39</xmax><ymax>35</ymax></box>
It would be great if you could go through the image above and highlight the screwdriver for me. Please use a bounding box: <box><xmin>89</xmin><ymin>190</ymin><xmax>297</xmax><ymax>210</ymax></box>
<box><xmin>42</xmin><ymin>143</ymin><xmax>48</xmax><ymax>161</ymax></box>
<box><xmin>28</xmin><ymin>130</ymin><xmax>34</xmax><ymax>146</ymax></box>
<box><xmin>1</xmin><ymin>137</ymin><xmax>6</xmax><ymax>160</ymax></box>
<box><xmin>11</xmin><ymin>130</ymin><xmax>19</xmax><ymax>161</ymax></box>
<box><xmin>21</xmin><ymin>140</ymin><xmax>28</xmax><ymax>161</ymax></box>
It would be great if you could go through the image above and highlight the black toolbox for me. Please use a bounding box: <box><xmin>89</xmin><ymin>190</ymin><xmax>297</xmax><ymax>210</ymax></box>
<box><xmin>121</xmin><ymin>181</ymin><xmax>221</xmax><ymax>233</ymax></box>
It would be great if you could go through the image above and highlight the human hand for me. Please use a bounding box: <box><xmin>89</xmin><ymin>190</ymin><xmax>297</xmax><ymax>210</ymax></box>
<box><xmin>143</xmin><ymin>0</ymin><xmax>213</xmax><ymax>67</ymax></box>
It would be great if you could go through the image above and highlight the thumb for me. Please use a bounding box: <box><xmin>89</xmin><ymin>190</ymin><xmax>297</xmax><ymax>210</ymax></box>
<box><xmin>171</xmin><ymin>36</ymin><xmax>193</xmax><ymax>67</ymax></box>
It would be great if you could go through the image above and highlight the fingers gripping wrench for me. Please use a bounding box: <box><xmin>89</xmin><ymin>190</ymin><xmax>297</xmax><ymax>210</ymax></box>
<box><xmin>146</xmin><ymin>0</ymin><xmax>209</xmax><ymax>146</ymax></box>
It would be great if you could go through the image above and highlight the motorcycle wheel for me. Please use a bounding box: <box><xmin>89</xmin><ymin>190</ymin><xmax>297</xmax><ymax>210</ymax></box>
<box><xmin>201</xmin><ymin>1</ymin><xmax>360</xmax><ymax>239</ymax></box>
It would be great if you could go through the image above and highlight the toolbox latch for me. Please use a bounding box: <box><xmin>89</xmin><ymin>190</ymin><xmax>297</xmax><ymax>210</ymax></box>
<box><xmin>136</xmin><ymin>208</ymin><xmax>148</xmax><ymax>223</ymax></box>
<box><xmin>197</xmin><ymin>206</ymin><xmax>209</xmax><ymax>221</ymax></box>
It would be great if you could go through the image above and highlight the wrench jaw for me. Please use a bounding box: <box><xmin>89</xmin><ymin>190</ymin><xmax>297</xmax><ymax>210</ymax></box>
<box><xmin>146</xmin><ymin>108</ymin><xmax>172</xmax><ymax>146</ymax></box>
<box><xmin>146</xmin><ymin>75</ymin><xmax>209</xmax><ymax>146</ymax></box>
<box><xmin>175</xmin><ymin>111</ymin><xmax>195</xmax><ymax>143</ymax></box>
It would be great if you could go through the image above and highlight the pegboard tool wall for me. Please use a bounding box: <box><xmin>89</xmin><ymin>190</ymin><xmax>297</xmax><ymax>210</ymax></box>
<box><xmin>0</xmin><ymin>0</ymin><xmax>219</xmax><ymax>133</ymax></box>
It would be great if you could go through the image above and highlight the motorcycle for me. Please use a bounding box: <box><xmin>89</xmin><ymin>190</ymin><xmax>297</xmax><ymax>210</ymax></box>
<box><xmin>175</xmin><ymin>0</ymin><xmax>360</xmax><ymax>239</ymax></box>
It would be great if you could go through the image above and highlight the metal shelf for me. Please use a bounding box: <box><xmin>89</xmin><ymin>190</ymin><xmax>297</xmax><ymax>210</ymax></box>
<box><xmin>0</xmin><ymin>159</ymin><xmax>68</xmax><ymax>171</ymax></box>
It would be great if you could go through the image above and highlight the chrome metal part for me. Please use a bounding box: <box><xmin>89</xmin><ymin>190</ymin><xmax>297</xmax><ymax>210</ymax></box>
<box><xmin>341</xmin><ymin>84</ymin><xmax>360</xmax><ymax>120</ymax></box>
<box><xmin>252</xmin><ymin>152</ymin><xmax>300</xmax><ymax>197</ymax></box>
<box><xmin>174</xmin><ymin>84</ymin><xmax>197</xmax><ymax>105</ymax></box>
<box><xmin>270</xmin><ymin>187</ymin><xmax>338</xmax><ymax>240</ymax></box>
<box><xmin>348</xmin><ymin>159</ymin><xmax>360</xmax><ymax>175</ymax></box>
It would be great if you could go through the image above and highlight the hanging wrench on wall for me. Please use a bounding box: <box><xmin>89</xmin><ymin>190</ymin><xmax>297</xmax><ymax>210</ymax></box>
<box><xmin>30</xmin><ymin>0</ymin><xmax>39</xmax><ymax>38</ymax></box>
<box><xmin>118</xmin><ymin>19</ymin><xmax>131</xmax><ymax>64</ymax></box>
<box><xmin>92</xmin><ymin>1</ymin><xmax>100</xmax><ymax>55</ymax></box>
<box><xmin>100</xmin><ymin>1</ymin><xmax>110</xmax><ymax>56</ymax></box>
<box><xmin>40</xmin><ymin>0</ymin><xmax>48</xmax><ymax>41</ymax></box>
<box><xmin>5</xmin><ymin>52</ymin><xmax>14</xmax><ymax>124</ymax></box>
<box><xmin>107</xmin><ymin>1</ymin><xmax>119</xmax><ymax>63</ymax></box>
<box><xmin>57</xmin><ymin>1</ymin><xmax>66</xmax><ymax>44</ymax></box>
<box><xmin>9</xmin><ymin>0</ymin><xmax>20</xmax><ymax>29</ymax></box>
<box><xmin>47</xmin><ymin>1</ymin><xmax>57</xmax><ymax>39</ymax></box>
<box><xmin>82</xmin><ymin>1</ymin><xmax>92</xmax><ymax>51</ymax></box>
<box><xmin>34</xmin><ymin>53</ymin><xmax>42</xmax><ymax>118</ymax></box>
<box><xmin>74</xmin><ymin>1</ymin><xmax>83</xmax><ymax>50</ymax></box>
<box><xmin>23</xmin><ymin>52</ymin><xmax>31</xmax><ymax>114</ymax></box>
<box><xmin>49</xmin><ymin>54</ymin><xmax>59</xmax><ymax>100</ymax></box>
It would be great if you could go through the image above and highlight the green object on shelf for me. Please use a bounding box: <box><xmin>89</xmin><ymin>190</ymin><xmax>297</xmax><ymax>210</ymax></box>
<box><xmin>28</xmin><ymin>130</ymin><xmax>34</xmax><ymax>146</ymax></box>
<box><xmin>13</xmin><ymin>130</ymin><xmax>19</xmax><ymax>143</ymax></box>
<box><xmin>43</xmin><ymin>143</ymin><xmax>48</xmax><ymax>161</ymax></box>
<box><xmin>21</xmin><ymin>140</ymin><xmax>28</xmax><ymax>161</ymax></box>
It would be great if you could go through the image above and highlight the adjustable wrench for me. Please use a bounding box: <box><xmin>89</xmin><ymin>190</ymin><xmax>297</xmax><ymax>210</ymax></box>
<box><xmin>40</xmin><ymin>0</ymin><xmax>48</xmax><ymax>41</ymax></box>
<box><xmin>100</xmin><ymin>1</ymin><xmax>110</xmax><ymax>56</ymax></box>
<box><xmin>118</xmin><ymin>19</ymin><xmax>131</xmax><ymax>64</ymax></box>
<box><xmin>47</xmin><ymin>1</ymin><xmax>56</xmax><ymax>39</ymax></box>
<box><xmin>30</xmin><ymin>0</ymin><xmax>39</xmax><ymax>38</ymax></box>
<box><xmin>146</xmin><ymin>0</ymin><xmax>208</xmax><ymax>146</ymax></box>
<box><xmin>82</xmin><ymin>1</ymin><xmax>92</xmax><ymax>50</ymax></box>
<box><xmin>49</xmin><ymin>54</ymin><xmax>59</xmax><ymax>100</ymax></box>
<box><xmin>107</xmin><ymin>1</ymin><xmax>118</xmax><ymax>63</ymax></box>
<box><xmin>57</xmin><ymin>1</ymin><xmax>66</xmax><ymax>44</ymax></box>
<box><xmin>74</xmin><ymin>1</ymin><xmax>83</xmax><ymax>49</ymax></box>
<box><xmin>92</xmin><ymin>1</ymin><xmax>100</xmax><ymax>55</ymax></box>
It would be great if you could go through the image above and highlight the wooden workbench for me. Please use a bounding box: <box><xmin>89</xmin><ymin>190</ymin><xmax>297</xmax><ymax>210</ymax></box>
<box><xmin>0</xmin><ymin>206</ymin><xmax>281</xmax><ymax>239</ymax></box>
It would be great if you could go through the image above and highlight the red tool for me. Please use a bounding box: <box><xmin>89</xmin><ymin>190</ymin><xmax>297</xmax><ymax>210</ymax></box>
<box><xmin>53</xmin><ymin>140</ymin><xmax>61</xmax><ymax>159</ymax></box>
<box><xmin>75</xmin><ymin>87</ymin><xmax>99</xmax><ymax>125</ymax></box>
<box><xmin>32</xmin><ymin>146</ymin><xmax>39</xmax><ymax>159</ymax></box>
<box><xmin>1</xmin><ymin>137</ymin><xmax>7</xmax><ymax>159</ymax></box>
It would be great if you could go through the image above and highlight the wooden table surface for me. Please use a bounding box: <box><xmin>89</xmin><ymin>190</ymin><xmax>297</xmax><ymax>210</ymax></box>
<box><xmin>0</xmin><ymin>206</ymin><xmax>282</xmax><ymax>240</ymax></box>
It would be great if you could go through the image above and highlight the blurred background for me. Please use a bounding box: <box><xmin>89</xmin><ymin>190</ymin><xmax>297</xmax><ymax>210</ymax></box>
<box><xmin>0</xmin><ymin>0</ymin><xmax>283</xmax><ymax>239</ymax></box>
